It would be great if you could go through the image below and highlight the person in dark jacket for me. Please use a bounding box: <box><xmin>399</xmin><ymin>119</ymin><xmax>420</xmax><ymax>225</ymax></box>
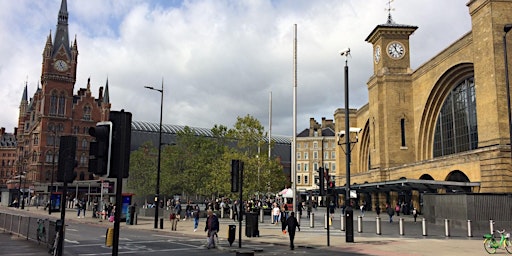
<box><xmin>282</xmin><ymin>211</ymin><xmax>300</xmax><ymax>250</ymax></box>
<box><xmin>204</xmin><ymin>210</ymin><xmax>219</xmax><ymax>249</ymax></box>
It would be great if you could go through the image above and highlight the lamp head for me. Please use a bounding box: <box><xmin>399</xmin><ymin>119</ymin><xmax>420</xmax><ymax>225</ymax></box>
<box><xmin>505</xmin><ymin>24</ymin><xmax>512</xmax><ymax>33</ymax></box>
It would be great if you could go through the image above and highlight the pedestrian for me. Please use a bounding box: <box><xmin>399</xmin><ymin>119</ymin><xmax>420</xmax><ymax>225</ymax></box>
<box><xmin>170</xmin><ymin>212</ymin><xmax>178</xmax><ymax>231</ymax></box>
<box><xmin>386</xmin><ymin>205</ymin><xmax>395</xmax><ymax>223</ymax></box>
<box><xmin>359</xmin><ymin>203</ymin><xmax>365</xmax><ymax>217</ymax></box>
<box><xmin>282</xmin><ymin>211</ymin><xmax>300</xmax><ymax>250</ymax></box>
<box><xmin>395</xmin><ymin>203</ymin><xmax>400</xmax><ymax>216</ymax></box>
<box><xmin>174</xmin><ymin>201</ymin><xmax>182</xmax><ymax>220</ymax></box>
<box><xmin>375</xmin><ymin>204</ymin><xmax>381</xmax><ymax>216</ymax></box>
<box><xmin>412</xmin><ymin>208</ymin><xmax>418</xmax><ymax>222</ymax></box>
<box><xmin>272</xmin><ymin>204</ymin><xmax>280</xmax><ymax>224</ymax></box>
<box><xmin>81</xmin><ymin>200</ymin><xmax>86</xmax><ymax>217</ymax></box>
<box><xmin>204</xmin><ymin>210</ymin><xmax>219</xmax><ymax>249</ymax></box>
<box><xmin>76</xmin><ymin>200</ymin><xmax>82</xmax><ymax>218</ymax></box>
<box><xmin>329</xmin><ymin>202</ymin><xmax>335</xmax><ymax>222</ymax></box>
<box><xmin>193</xmin><ymin>204</ymin><xmax>200</xmax><ymax>232</ymax></box>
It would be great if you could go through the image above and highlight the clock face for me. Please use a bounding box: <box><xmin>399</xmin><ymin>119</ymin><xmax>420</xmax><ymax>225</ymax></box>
<box><xmin>387</xmin><ymin>42</ymin><xmax>405</xmax><ymax>59</ymax></box>
<box><xmin>54</xmin><ymin>60</ymin><xmax>68</xmax><ymax>72</ymax></box>
<box><xmin>374</xmin><ymin>45</ymin><xmax>381</xmax><ymax>64</ymax></box>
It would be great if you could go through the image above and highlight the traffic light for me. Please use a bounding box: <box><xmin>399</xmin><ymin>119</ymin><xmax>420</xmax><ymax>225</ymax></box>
<box><xmin>57</xmin><ymin>136</ymin><xmax>77</xmax><ymax>183</ymax></box>
<box><xmin>88</xmin><ymin>121</ymin><xmax>112</xmax><ymax>177</ymax></box>
<box><xmin>108</xmin><ymin>110</ymin><xmax>132</xmax><ymax>178</ymax></box>
<box><xmin>318</xmin><ymin>167</ymin><xmax>325</xmax><ymax>196</ymax></box>
<box><xmin>231</xmin><ymin>159</ymin><xmax>244</xmax><ymax>192</ymax></box>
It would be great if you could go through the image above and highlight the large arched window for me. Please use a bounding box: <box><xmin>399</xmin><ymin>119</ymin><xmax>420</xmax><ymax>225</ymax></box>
<box><xmin>433</xmin><ymin>77</ymin><xmax>478</xmax><ymax>157</ymax></box>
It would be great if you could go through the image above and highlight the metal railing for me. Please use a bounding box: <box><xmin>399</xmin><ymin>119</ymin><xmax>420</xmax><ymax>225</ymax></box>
<box><xmin>0</xmin><ymin>211</ymin><xmax>56</xmax><ymax>248</ymax></box>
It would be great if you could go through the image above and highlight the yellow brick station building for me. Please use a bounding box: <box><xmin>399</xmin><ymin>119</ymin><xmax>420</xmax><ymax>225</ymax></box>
<box><xmin>332</xmin><ymin>0</ymin><xmax>512</xmax><ymax>212</ymax></box>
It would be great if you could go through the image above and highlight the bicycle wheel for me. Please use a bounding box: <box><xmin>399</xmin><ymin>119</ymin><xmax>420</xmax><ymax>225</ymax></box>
<box><xmin>505</xmin><ymin>239</ymin><xmax>512</xmax><ymax>254</ymax></box>
<box><xmin>484</xmin><ymin>239</ymin><xmax>497</xmax><ymax>254</ymax></box>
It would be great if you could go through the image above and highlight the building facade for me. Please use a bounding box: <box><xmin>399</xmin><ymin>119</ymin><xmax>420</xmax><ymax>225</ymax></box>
<box><xmin>0</xmin><ymin>128</ymin><xmax>17</xmax><ymax>189</ymax></box>
<box><xmin>295</xmin><ymin>117</ymin><xmax>336</xmax><ymax>193</ymax></box>
<box><xmin>333</xmin><ymin>0</ymin><xmax>512</xmax><ymax>211</ymax></box>
<box><xmin>13</xmin><ymin>0</ymin><xmax>110</xmax><ymax>197</ymax></box>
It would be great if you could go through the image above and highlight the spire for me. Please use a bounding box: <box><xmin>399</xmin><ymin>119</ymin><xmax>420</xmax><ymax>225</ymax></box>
<box><xmin>87</xmin><ymin>77</ymin><xmax>91</xmax><ymax>91</ymax></box>
<box><xmin>21</xmin><ymin>82</ymin><xmax>28</xmax><ymax>103</ymax></box>
<box><xmin>52</xmin><ymin>0</ymin><xmax>71</xmax><ymax>58</ymax></box>
<box><xmin>103</xmin><ymin>78</ymin><xmax>110</xmax><ymax>104</ymax></box>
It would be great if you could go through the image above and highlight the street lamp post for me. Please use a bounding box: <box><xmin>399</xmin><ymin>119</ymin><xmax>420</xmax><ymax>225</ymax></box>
<box><xmin>503</xmin><ymin>24</ymin><xmax>512</xmax><ymax>158</ymax></box>
<box><xmin>144</xmin><ymin>81</ymin><xmax>164</xmax><ymax>229</ymax></box>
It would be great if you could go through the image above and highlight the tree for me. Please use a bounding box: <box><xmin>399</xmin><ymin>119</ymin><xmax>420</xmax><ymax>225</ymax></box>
<box><xmin>127</xmin><ymin>142</ymin><xmax>157</xmax><ymax>196</ymax></box>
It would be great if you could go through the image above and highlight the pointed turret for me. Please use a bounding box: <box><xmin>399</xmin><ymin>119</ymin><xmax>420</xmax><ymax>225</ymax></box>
<box><xmin>20</xmin><ymin>83</ymin><xmax>28</xmax><ymax>104</ymax></box>
<box><xmin>52</xmin><ymin>0</ymin><xmax>71</xmax><ymax>58</ymax></box>
<box><xmin>103</xmin><ymin>79</ymin><xmax>110</xmax><ymax>104</ymax></box>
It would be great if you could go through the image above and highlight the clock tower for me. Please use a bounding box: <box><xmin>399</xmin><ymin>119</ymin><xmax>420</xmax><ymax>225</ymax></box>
<box><xmin>366</xmin><ymin>14</ymin><xmax>417</xmax><ymax>75</ymax></box>
<box><xmin>363</xmin><ymin>12</ymin><xmax>417</xmax><ymax>170</ymax></box>
<box><xmin>40</xmin><ymin>0</ymin><xmax>78</xmax><ymax>117</ymax></box>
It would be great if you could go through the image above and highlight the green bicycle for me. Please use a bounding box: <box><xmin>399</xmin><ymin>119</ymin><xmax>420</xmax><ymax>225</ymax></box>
<box><xmin>483</xmin><ymin>229</ymin><xmax>512</xmax><ymax>254</ymax></box>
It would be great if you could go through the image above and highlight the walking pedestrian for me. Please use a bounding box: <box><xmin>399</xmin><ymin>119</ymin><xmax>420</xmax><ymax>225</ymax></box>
<box><xmin>170</xmin><ymin>212</ymin><xmax>178</xmax><ymax>231</ymax></box>
<box><xmin>204</xmin><ymin>210</ymin><xmax>219</xmax><ymax>249</ymax></box>
<box><xmin>412</xmin><ymin>208</ymin><xmax>418</xmax><ymax>222</ymax></box>
<box><xmin>386</xmin><ymin>205</ymin><xmax>395</xmax><ymax>223</ymax></box>
<box><xmin>193</xmin><ymin>204</ymin><xmax>200</xmax><ymax>232</ymax></box>
<box><xmin>282</xmin><ymin>212</ymin><xmax>300</xmax><ymax>250</ymax></box>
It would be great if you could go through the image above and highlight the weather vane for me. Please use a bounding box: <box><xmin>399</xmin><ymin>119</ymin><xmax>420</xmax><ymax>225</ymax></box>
<box><xmin>385</xmin><ymin>0</ymin><xmax>395</xmax><ymax>24</ymax></box>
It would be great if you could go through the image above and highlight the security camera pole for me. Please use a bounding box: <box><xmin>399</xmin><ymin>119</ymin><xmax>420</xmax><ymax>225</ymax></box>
<box><xmin>340</xmin><ymin>48</ymin><xmax>354</xmax><ymax>243</ymax></box>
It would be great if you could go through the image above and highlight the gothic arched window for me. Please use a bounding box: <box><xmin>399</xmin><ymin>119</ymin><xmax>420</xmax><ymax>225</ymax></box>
<box><xmin>50</xmin><ymin>91</ymin><xmax>58</xmax><ymax>115</ymax></box>
<box><xmin>433</xmin><ymin>77</ymin><xmax>478</xmax><ymax>157</ymax></box>
<box><xmin>58</xmin><ymin>92</ymin><xmax>65</xmax><ymax>116</ymax></box>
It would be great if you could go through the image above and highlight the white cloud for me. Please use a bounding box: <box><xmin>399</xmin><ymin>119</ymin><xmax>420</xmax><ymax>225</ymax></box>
<box><xmin>0</xmin><ymin>0</ymin><xmax>471</xmax><ymax>136</ymax></box>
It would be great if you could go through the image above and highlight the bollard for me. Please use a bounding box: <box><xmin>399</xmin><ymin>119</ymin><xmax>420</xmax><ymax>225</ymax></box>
<box><xmin>340</xmin><ymin>214</ymin><xmax>345</xmax><ymax>231</ymax></box>
<box><xmin>422</xmin><ymin>218</ymin><xmax>428</xmax><ymax>236</ymax></box>
<box><xmin>324</xmin><ymin>214</ymin><xmax>328</xmax><ymax>229</ymax></box>
<box><xmin>106</xmin><ymin>227</ymin><xmax>114</xmax><ymax>247</ymax></box>
<box><xmin>357</xmin><ymin>216</ymin><xmax>363</xmax><ymax>233</ymax></box>
<box><xmin>376</xmin><ymin>216</ymin><xmax>381</xmax><ymax>235</ymax></box>
<box><xmin>134</xmin><ymin>212</ymin><xmax>138</xmax><ymax>225</ymax></box>
<box><xmin>489</xmin><ymin>219</ymin><xmax>494</xmax><ymax>235</ymax></box>
<box><xmin>444</xmin><ymin>219</ymin><xmax>450</xmax><ymax>237</ymax></box>
<box><xmin>467</xmin><ymin>220</ymin><xmax>473</xmax><ymax>237</ymax></box>
<box><xmin>260</xmin><ymin>208</ymin><xmax>264</xmax><ymax>223</ymax></box>
<box><xmin>160</xmin><ymin>218</ymin><xmax>164</xmax><ymax>229</ymax></box>
<box><xmin>310</xmin><ymin>213</ymin><xmax>315</xmax><ymax>228</ymax></box>
<box><xmin>230</xmin><ymin>208</ymin><xmax>233</xmax><ymax>220</ymax></box>
<box><xmin>221</xmin><ymin>208</ymin><xmax>224</xmax><ymax>219</ymax></box>
<box><xmin>399</xmin><ymin>218</ymin><xmax>404</xmax><ymax>236</ymax></box>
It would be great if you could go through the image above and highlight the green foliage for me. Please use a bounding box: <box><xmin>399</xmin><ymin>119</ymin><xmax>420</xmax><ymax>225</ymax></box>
<box><xmin>127</xmin><ymin>115</ymin><xmax>288</xmax><ymax>200</ymax></box>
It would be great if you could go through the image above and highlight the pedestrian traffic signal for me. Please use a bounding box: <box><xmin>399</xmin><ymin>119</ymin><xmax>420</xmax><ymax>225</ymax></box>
<box><xmin>88</xmin><ymin>121</ymin><xmax>112</xmax><ymax>177</ymax></box>
<box><xmin>318</xmin><ymin>167</ymin><xmax>325</xmax><ymax>196</ymax></box>
<box><xmin>57</xmin><ymin>136</ymin><xmax>77</xmax><ymax>183</ymax></box>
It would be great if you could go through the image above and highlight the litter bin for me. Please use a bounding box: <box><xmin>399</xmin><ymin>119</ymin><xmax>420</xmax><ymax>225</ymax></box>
<box><xmin>245</xmin><ymin>213</ymin><xmax>259</xmax><ymax>237</ymax></box>
<box><xmin>228</xmin><ymin>225</ymin><xmax>236</xmax><ymax>246</ymax></box>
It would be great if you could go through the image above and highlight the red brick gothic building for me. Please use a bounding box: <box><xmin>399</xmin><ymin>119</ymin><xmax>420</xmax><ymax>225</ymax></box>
<box><xmin>12</xmin><ymin>0</ymin><xmax>110</xmax><ymax>194</ymax></box>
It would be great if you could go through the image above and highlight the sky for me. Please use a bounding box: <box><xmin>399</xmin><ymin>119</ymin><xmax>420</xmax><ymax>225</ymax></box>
<box><xmin>0</xmin><ymin>0</ymin><xmax>471</xmax><ymax>137</ymax></box>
